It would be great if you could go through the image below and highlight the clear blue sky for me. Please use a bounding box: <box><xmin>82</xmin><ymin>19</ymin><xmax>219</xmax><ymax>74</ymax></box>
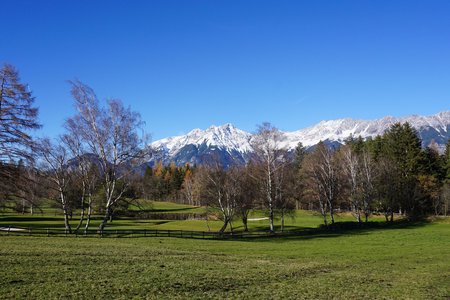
<box><xmin>2</xmin><ymin>0</ymin><xmax>450</xmax><ymax>140</ymax></box>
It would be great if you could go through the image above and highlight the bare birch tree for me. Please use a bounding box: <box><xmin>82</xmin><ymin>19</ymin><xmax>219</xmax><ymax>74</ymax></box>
<box><xmin>199</xmin><ymin>164</ymin><xmax>239</xmax><ymax>233</ymax></box>
<box><xmin>303</xmin><ymin>142</ymin><xmax>340</xmax><ymax>225</ymax></box>
<box><xmin>36</xmin><ymin>138</ymin><xmax>72</xmax><ymax>233</ymax></box>
<box><xmin>340</xmin><ymin>144</ymin><xmax>362</xmax><ymax>222</ymax></box>
<box><xmin>68</xmin><ymin>80</ymin><xmax>148</xmax><ymax>232</ymax></box>
<box><xmin>251</xmin><ymin>122</ymin><xmax>286</xmax><ymax>233</ymax></box>
<box><xmin>182</xmin><ymin>168</ymin><xmax>196</xmax><ymax>205</ymax></box>
<box><xmin>61</xmin><ymin>118</ymin><xmax>99</xmax><ymax>233</ymax></box>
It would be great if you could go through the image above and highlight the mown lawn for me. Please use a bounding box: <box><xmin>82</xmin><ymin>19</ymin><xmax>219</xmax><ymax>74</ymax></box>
<box><xmin>1</xmin><ymin>220</ymin><xmax>449</xmax><ymax>299</ymax></box>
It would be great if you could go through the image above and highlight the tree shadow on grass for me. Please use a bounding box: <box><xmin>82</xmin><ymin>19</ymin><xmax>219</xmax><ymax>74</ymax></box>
<box><xmin>229</xmin><ymin>219</ymin><xmax>431</xmax><ymax>243</ymax></box>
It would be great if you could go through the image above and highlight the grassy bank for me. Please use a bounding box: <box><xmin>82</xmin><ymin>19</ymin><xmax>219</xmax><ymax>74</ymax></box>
<box><xmin>0</xmin><ymin>200</ymin><xmax>385</xmax><ymax>232</ymax></box>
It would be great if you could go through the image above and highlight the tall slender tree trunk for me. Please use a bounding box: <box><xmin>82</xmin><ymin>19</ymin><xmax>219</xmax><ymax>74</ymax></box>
<box><xmin>63</xmin><ymin>210</ymin><xmax>72</xmax><ymax>234</ymax></box>
<box><xmin>363</xmin><ymin>198</ymin><xmax>370</xmax><ymax>222</ymax></box>
<box><xmin>75</xmin><ymin>184</ymin><xmax>86</xmax><ymax>232</ymax></box>
<box><xmin>98</xmin><ymin>206</ymin><xmax>111</xmax><ymax>232</ymax></box>
<box><xmin>319</xmin><ymin>200</ymin><xmax>328</xmax><ymax>226</ymax></box>
<box><xmin>219</xmin><ymin>217</ymin><xmax>229</xmax><ymax>234</ymax></box>
<box><xmin>356</xmin><ymin>208</ymin><xmax>361</xmax><ymax>223</ymax></box>
<box><xmin>242</xmin><ymin>215</ymin><xmax>248</xmax><ymax>232</ymax></box>
<box><xmin>85</xmin><ymin>207</ymin><xmax>92</xmax><ymax>233</ymax></box>
<box><xmin>60</xmin><ymin>190</ymin><xmax>72</xmax><ymax>234</ymax></box>
<box><xmin>267</xmin><ymin>180</ymin><xmax>275</xmax><ymax>233</ymax></box>
<box><xmin>328</xmin><ymin>201</ymin><xmax>335</xmax><ymax>225</ymax></box>
<box><xmin>75</xmin><ymin>208</ymin><xmax>85</xmax><ymax>232</ymax></box>
<box><xmin>84</xmin><ymin>193</ymin><xmax>93</xmax><ymax>233</ymax></box>
<box><xmin>269</xmin><ymin>201</ymin><xmax>274</xmax><ymax>233</ymax></box>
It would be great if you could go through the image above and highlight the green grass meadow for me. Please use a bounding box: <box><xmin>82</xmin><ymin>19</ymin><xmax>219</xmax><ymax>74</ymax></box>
<box><xmin>1</xmin><ymin>202</ymin><xmax>450</xmax><ymax>299</ymax></box>
<box><xmin>0</xmin><ymin>200</ymin><xmax>371</xmax><ymax>232</ymax></box>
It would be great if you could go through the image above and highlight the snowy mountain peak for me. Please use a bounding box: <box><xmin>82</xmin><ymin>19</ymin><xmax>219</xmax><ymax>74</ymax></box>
<box><xmin>152</xmin><ymin>123</ymin><xmax>253</xmax><ymax>156</ymax></box>
<box><xmin>282</xmin><ymin>111</ymin><xmax>450</xmax><ymax>149</ymax></box>
<box><xmin>149</xmin><ymin>111</ymin><xmax>450</xmax><ymax>166</ymax></box>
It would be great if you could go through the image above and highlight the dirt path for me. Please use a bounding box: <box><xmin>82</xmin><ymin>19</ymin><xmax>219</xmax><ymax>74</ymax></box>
<box><xmin>0</xmin><ymin>227</ymin><xmax>25</xmax><ymax>231</ymax></box>
<box><xmin>247</xmin><ymin>217</ymin><xmax>269</xmax><ymax>221</ymax></box>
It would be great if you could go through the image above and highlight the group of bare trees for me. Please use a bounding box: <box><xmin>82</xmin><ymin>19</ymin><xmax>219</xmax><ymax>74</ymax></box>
<box><xmin>301</xmin><ymin>141</ymin><xmax>377</xmax><ymax>225</ymax></box>
<box><xmin>0</xmin><ymin>64</ymin><xmax>149</xmax><ymax>233</ymax></box>
<box><xmin>34</xmin><ymin>81</ymin><xmax>148</xmax><ymax>233</ymax></box>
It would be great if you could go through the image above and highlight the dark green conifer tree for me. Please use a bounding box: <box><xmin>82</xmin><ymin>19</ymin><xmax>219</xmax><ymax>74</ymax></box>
<box><xmin>382</xmin><ymin>122</ymin><xmax>424</xmax><ymax>217</ymax></box>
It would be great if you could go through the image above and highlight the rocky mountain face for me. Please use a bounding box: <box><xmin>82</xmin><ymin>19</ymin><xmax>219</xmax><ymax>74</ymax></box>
<box><xmin>150</xmin><ymin>124</ymin><xmax>253</xmax><ymax>168</ymax></box>
<box><xmin>149</xmin><ymin>111</ymin><xmax>450</xmax><ymax>167</ymax></box>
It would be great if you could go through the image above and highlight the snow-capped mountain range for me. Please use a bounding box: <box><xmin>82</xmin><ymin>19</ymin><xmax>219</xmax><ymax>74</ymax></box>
<box><xmin>149</xmin><ymin>111</ymin><xmax>450</xmax><ymax>166</ymax></box>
